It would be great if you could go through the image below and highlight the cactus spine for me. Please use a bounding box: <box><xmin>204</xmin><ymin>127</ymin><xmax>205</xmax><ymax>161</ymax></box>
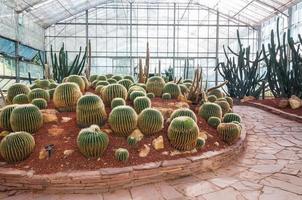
<box><xmin>217</xmin><ymin>123</ymin><xmax>241</xmax><ymax>144</ymax></box>
<box><xmin>198</xmin><ymin>102</ymin><xmax>222</xmax><ymax>120</ymax></box>
<box><xmin>133</xmin><ymin>96</ymin><xmax>151</xmax><ymax>114</ymax></box>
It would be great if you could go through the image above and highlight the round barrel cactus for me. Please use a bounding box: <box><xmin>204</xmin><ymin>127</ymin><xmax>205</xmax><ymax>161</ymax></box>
<box><xmin>147</xmin><ymin>92</ymin><xmax>155</xmax><ymax>99</ymax></box>
<box><xmin>163</xmin><ymin>83</ymin><xmax>181</xmax><ymax>99</ymax></box>
<box><xmin>49</xmin><ymin>83</ymin><xmax>58</xmax><ymax>89</ymax></box>
<box><xmin>0</xmin><ymin>105</ymin><xmax>17</xmax><ymax>130</ymax></box>
<box><xmin>223</xmin><ymin>113</ymin><xmax>241</xmax><ymax>123</ymax></box>
<box><xmin>115</xmin><ymin>148</ymin><xmax>129</xmax><ymax>162</ymax></box>
<box><xmin>101</xmin><ymin>84</ymin><xmax>127</xmax><ymax>106</ymax></box>
<box><xmin>198</xmin><ymin>102</ymin><xmax>222</xmax><ymax>120</ymax></box>
<box><xmin>96</xmin><ymin>81</ymin><xmax>110</xmax><ymax>87</ymax></box>
<box><xmin>137</xmin><ymin>108</ymin><xmax>164</xmax><ymax>136</ymax></box>
<box><xmin>183</xmin><ymin>79</ymin><xmax>193</xmax><ymax>84</ymax></box>
<box><xmin>168</xmin><ymin>116</ymin><xmax>199</xmax><ymax>151</ymax></box>
<box><xmin>77</xmin><ymin>125</ymin><xmax>109</xmax><ymax>158</ymax></box>
<box><xmin>12</xmin><ymin>94</ymin><xmax>29</xmax><ymax>104</ymax></box>
<box><xmin>127</xmin><ymin>136</ymin><xmax>138</xmax><ymax>146</ymax></box>
<box><xmin>10</xmin><ymin>104</ymin><xmax>43</xmax><ymax>133</ymax></box>
<box><xmin>128</xmin><ymin>86</ymin><xmax>146</xmax><ymax>98</ymax></box>
<box><xmin>95</xmin><ymin>85</ymin><xmax>105</xmax><ymax>95</ymax></box>
<box><xmin>28</xmin><ymin>88</ymin><xmax>50</xmax><ymax>102</ymax></box>
<box><xmin>111</xmin><ymin>97</ymin><xmax>126</xmax><ymax>109</ymax></box>
<box><xmin>225</xmin><ymin>97</ymin><xmax>233</xmax><ymax>108</ymax></box>
<box><xmin>184</xmin><ymin>83</ymin><xmax>192</xmax><ymax>89</ymax></box>
<box><xmin>146</xmin><ymin>76</ymin><xmax>166</xmax><ymax>97</ymax></box>
<box><xmin>112</xmin><ymin>75</ymin><xmax>123</xmax><ymax>81</ymax></box>
<box><xmin>53</xmin><ymin>82</ymin><xmax>82</xmax><ymax>112</ymax></box>
<box><xmin>179</xmin><ymin>84</ymin><xmax>189</xmax><ymax>95</ymax></box>
<box><xmin>118</xmin><ymin>79</ymin><xmax>133</xmax><ymax>90</ymax></box>
<box><xmin>215</xmin><ymin>100</ymin><xmax>231</xmax><ymax>116</ymax></box>
<box><xmin>31</xmin><ymin>98</ymin><xmax>47</xmax><ymax>109</ymax></box>
<box><xmin>217</xmin><ymin>123</ymin><xmax>241</xmax><ymax>144</ymax></box>
<box><xmin>76</xmin><ymin>95</ymin><xmax>107</xmax><ymax>127</ymax></box>
<box><xmin>0</xmin><ymin>131</ymin><xmax>35</xmax><ymax>163</ymax></box>
<box><xmin>106</xmin><ymin>74</ymin><xmax>114</xmax><ymax>79</ymax></box>
<box><xmin>207</xmin><ymin>116</ymin><xmax>221</xmax><ymax>128</ymax></box>
<box><xmin>89</xmin><ymin>74</ymin><xmax>98</xmax><ymax>82</ymax></box>
<box><xmin>207</xmin><ymin>95</ymin><xmax>217</xmax><ymax>102</ymax></box>
<box><xmin>170</xmin><ymin>108</ymin><xmax>197</xmax><ymax>122</ymax></box>
<box><xmin>162</xmin><ymin>93</ymin><xmax>171</xmax><ymax>100</ymax></box>
<box><xmin>208</xmin><ymin>89</ymin><xmax>223</xmax><ymax>98</ymax></box>
<box><xmin>35</xmin><ymin>79</ymin><xmax>50</xmax><ymax>89</ymax></box>
<box><xmin>107</xmin><ymin>78</ymin><xmax>117</xmax><ymax>84</ymax></box>
<box><xmin>129</xmin><ymin>91</ymin><xmax>146</xmax><ymax>101</ymax></box>
<box><xmin>91</xmin><ymin>80</ymin><xmax>98</xmax><ymax>88</ymax></box>
<box><xmin>66</xmin><ymin>75</ymin><xmax>86</xmax><ymax>92</ymax></box>
<box><xmin>81</xmin><ymin>76</ymin><xmax>90</xmax><ymax>90</ymax></box>
<box><xmin>109</xmin><ymin>106</ymin><xmax>137</xmax><ymax>137</ymax></box>
<box><xmin>196</xmin><ymin>137</ymin><xmax>206</xmax><ymax>149</ymax></box>
<box><xmin>97</xmin><ymin>75</ymin><xmax>107</xmax><ymax>81</ymax></box>
<box><xmin>134</xmin><ymin>96</ymin><xmax>151</xmax><ymax>114</ymax></box>
<box><xmin>123</xmin><ymin>75</ymin><xmax>135</xmax><ymax>82</ymax></box>
<box><xmin>48</xmin><ymin>89</ymin><xmax>55</xmax><ymax>99</ymax></box>
<box><xmin>6</xmin><ymin>83</ymin><xmax>30</xmax><ymax>104</ymax></box>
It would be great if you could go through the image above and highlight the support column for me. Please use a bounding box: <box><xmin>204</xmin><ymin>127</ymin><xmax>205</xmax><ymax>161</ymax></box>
<box><xmin>130</xmin><ymin>2</ymin><xmax>133</xmax><ymax>75</ymax></box>
<box><xmin>215</xmin><ymin>10</ymin><xmax>219</xmax><ymax>85</ymax></box>
<box><xmin>15</xmin><ymin>13</ymin><xmax>20</xmax><ymax>83</ymax></box>
<box><xmin>172</xmin><ymin>3</ymin><xmax>176</xmax><ymax>78</ymax></box>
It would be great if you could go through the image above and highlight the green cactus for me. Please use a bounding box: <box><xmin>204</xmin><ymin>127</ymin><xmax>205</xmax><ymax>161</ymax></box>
<box><xmin>49</xmin><ymin>83</ymin><xmax>58</xmax><ymax>89</ymax></box>
<box><xmin>96</xmin><ymin>81</ymin><xmax>110</xmax><ymax>87</ymax></box>
<box><xmin>162</xmin><ymin>93</ymin><xmax>171</xmax><ymax>100</ymax></box>
<box><xmin>101</xmin><ymin>84</ymin><xmax>127</xmax><ymax>106</ymax></box>
<box><xmin>223</xmin><ymin>113</ymin><xmax>241</xmax><ymax>123</ymax></box>
<box><xmin>217</xmin><ymin>123</ymin><xmax>241</xmax><ymax>144</ymax></box>
<box><xmin>128</xmin><ymin>86</ymin><xmax>146</xmax><ymax>98</ymax></box>
<box><xmin>107</xmin><ymin>78</ymin><xmax>117</xmax><ymax>84</ymax></box>
<box><xmin>127</xmin><ymin>136</ymin><xmax>138</xmax><ymax>146</ymax></box>
<box><xmin>179</xmin><ymin>84</ymin><xmax>189</xmax><ymax>95</ymax></box>
<box><xmin>115</xmin><ymin>148</ymin><xmax>129</xmax><ymax>162</ymax></box>
<box><xmin>207</xmin><ymin>95</ymin><xmax>217</xmax><ymax>103</ymax></box>
<box><xmin>129</xmin><ymin>91</ymin><xmax>146</xmax><ymax>101</ymax></box>
<box><xmin>77</xmin><ymin>125</ymin><xmax>109</xmax><ymax>158</ymax></box>
<box><xmin>207</xmin><ymin>116</ymin><xmax>221</xmax><ymax>128</ymax></box>
<box><xmin>76</xmin><ymin>95</ymin><xmax>107</xmax><ymax>127</ymax></box>
<box><xmin>183</xmin><ymin>79</ymin><xmax>193</xmax><ymax>84</ymax></box>
<box><xmin>53</xmin><ymin>82</ymin><xmax>83</xmax><ymax>112</ymax></box>
<box><xmin>168</xmin><ymin>116</ymin><xmax>199</xmax><ymax>151</ymax></box>
<box><xmin>97</xmin><ymin>75</ymin><xmax>107</xmax><ymax>81</ymax></box>
<box><xmin>6</xmin><ymin>83</ymin><xmax>30</xmax><ymax>104</ymax></box>
<box><xmin>196</xmin><ymin>137</ymin><xmax>206</xmax><ymax>149</ymax></box>
<box><xmin>89</xmin><ymin>74</ymin><xmax>98</xmax><ymax>82</ymax></box>
<box><xmin>112</xmin><ymin>75</ymin><xmax>123</xmax><ymax>81</ymax></box>
<box><xmin>184</xmin><ymin>82</ymin><xmax>192</xmax><ymax>89</ymax></box>
<box><xmin>12</xmin><ymin>94</ymin><xmax>29</xmax><ymax>104</ymax></box>
<box><xmin>123</xmin><ymin>75</ymin><xmax>135</xmax><ymax>82</ymax></box>
<box><xmin>137</xmin><ymin>108</ymin><xmax>164</xmax><ymax>136</ymax></box>
<box><xmin>147</xmin><ymin>93</ymin><xmax>155</xmax><ymax>99</ymax></box>
<box><xmin>35</xmin><ymin>79</ymin><xmax>50</xmax><ymax>89</ymax></box>
<box><xmin>106</xmin><ymin>74</ymin><xmax>114</xmax><ymax>79</ymax></box>
<box><xmin>215</xmin><ymin>100</ymin><xmax>231</xmax><ymax>116</ymax></box>
<box><xmin>170</xmin><ymin>108</ymin><xmax>197</xmax><ymax>122</ymax></box>
<box><xmin>111</xmin><ymin>98</ymin><xmax>126</xmax><ymax>109</ymax></box>
<box><xmin>118</xmin><ymin>79</ymin><xmax>133</xmax><ymax>90</ymax></box>
<box><xmin>225</xmin><ymin>97</ymin><xmax>234</xmax><ymax>108</ymax></box>
<box><xmin>81</xmin><ymin>76</ymin><xmax>90</xmax><ymax>90</ymax></box>
<box><xmin>0</xmin><ymin>105</ymin><xmax>17</xmax><ymax>130</ymax></box>
<box><xmin>198</xmin><ymin>102</ymin><xmax>222</xmax><ymax>120</ymax></box>
<box><xmin>162</xmin><ymin>83</ymin><xmax>181</xmax><ymax>99</ymax></box>
<box><xmin>232</xmin><ymin>121</ymin><xmax>242</xmax><ymax>130</ymax></box>
<box><xmin>134</xmin><ymin>96</ymin><xmax>151</xmax><ymax>114</ymax></box>
<box><xmin>109</xmin><ymin>106</ymin><xmax>137</xmax><ymax>137</ymax></box>
<box><xmin>28</xmin><ymin>88</ymin><xmax>50</xmax><ymax>102</ymax></box>
<box><xmin>95</xmin><ymin>85</ymin><xmax>105</xmax><ymax>95</ymax></box>
<box><xmin>66</xmin><ymin>75</ymin><xmax>86</xmax><ymax>92</ymax></box>
<box><xmin>146</xmin><ymin>76</ymin><xmax>166</xmax><ymax>97</ymax></box>
<box><xmin>31</xmin><ymin>98</ymin><xmax>47</xmax><ymax>109</ymax></box>
<box><xmin>10</xmin><ymin>104</ymin><xmax>43</xmax><ymax>133</ymax></box>
<box><xmin>91</xmin><ymin>80</ymin><xmax>99</xmax><ymax>88</ymax></box>
<box><xmin>207</xmin><ymin>89</ymin><xmax>223</xmax><ymax>98</ymax></box>
<box><xmin>0</xmin><ymin>131</ymin><xmax>35</xmax><ymax>163</ymax></box>
<box><xmin>48</xmin><ymin>89</ymin><xmax>55</xmax><ymax>99</ymax></box>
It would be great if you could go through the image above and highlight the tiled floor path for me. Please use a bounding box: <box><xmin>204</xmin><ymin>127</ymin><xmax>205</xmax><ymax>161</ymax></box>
<box><xmin>1</xmin><ymin>106</ymin><xmax>302</xmax><ymax>200</ymax></box>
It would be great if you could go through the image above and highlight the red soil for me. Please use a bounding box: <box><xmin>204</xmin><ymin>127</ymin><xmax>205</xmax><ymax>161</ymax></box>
<box><xmin>0</xmin><ymin>94</ymin><xmax>229</xmax><ymax>174</ymax></box>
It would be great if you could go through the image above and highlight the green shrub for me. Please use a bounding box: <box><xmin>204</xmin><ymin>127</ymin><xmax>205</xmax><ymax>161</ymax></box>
<box><xmin>111</xmin><ymin>98</ymin><xmax>126</xmax><ymax>109</ymax></box>
<box><xmin>137</xmin><ymin>108</ymin><xmax>164</xmax><ymax>136</ymax></box>
<box><xmin>170</xmin><ymin>108</ymin><xmax>197</xmax><ymax>122</ymax></box>
<box><xmin>207</xmin><ymin>116</ymin><xmax>221</xmax><ymax>128</ymax></box>
<box><xmin>198</xmin><ymin>102</ymin><xmax>222</xmax><ymax>120</ymax></box>
<box><xmin>115</xmin><ymin>148</ymin><xmax>129</xmax><ymax>162</ymax></box>
<box><xmin>12</xmin><ymin>94</ymin><xmax>29</xmax><ymax>104</ymax></box>
<box><xmin>0</xmin><ymin>105</ymin><xmax>17</xmax><ymax>130</ymax></box>
<box><xmin>31</xmin><ymin>98</ymin><xmax>47</xmax><ymax>109</ymax></box>
<box><xmin>146</xmin><ymin>76</ymin><xmax>166</xmax><ymax>97</ymax></box>
<box><xmin>101</xmin><ymin>84</ymin><xmax>127</xmax><ymax>106</ymax></box>
<box><xmin>162</xmin><ymin>83</ymin><xmax>181</xmax><ymax>99</ymax></box>
<box><xmin>133</xmin><ymin>96</ymin><xmax>151</xmax><ymax>114</ymax></box>
<box><xmin>217</xmin><ymin>123</ymin><xmax>241</xmax><ymax>144</ymax></box>
<box><xmin>7</xmin><ymin>83</ymin><xmax>30</xmax><ymax>104</ymax></box>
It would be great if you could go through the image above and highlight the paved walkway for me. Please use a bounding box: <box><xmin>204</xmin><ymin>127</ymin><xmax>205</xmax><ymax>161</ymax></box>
<box><xmin>1</xmin><ymin>106</ymin><xmax>302</xmax><ymax>200</ymax></box>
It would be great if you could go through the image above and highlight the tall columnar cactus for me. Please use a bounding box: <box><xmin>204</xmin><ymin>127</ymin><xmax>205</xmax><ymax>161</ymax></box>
<box><xmin>207</xmin><ymin>89</ymin><xmax>223</xmax><ymax>99</ymax></box>
<box><xmin>124</xmin><ymin>75</ymin><xmax>135</xmax><ymax>82</ymax></box>
<box><xmin>28</xmin><ymin>88</ymin><xmax>50</xmax><ymax>102</ymax></box>
<box><xmin>112</xmin><ymin>75</ymin><xmax>123</xmax><ymax>81</ymax></box>
<box><xmin>217</xmin><ymin>123</ymin><xmax>241</xmax><ymax>144</ymax></box>
<box><xmin>170</xmin><ymin>108</ymin><xmax>197</xmax><ymax>122</ymax></box>
<box><xmin>31</xmin><ymin>98</ymin><xmax>47</xmax><ymax>109</ymax></box>
<box><xmin>118</xmin><ymin>79</ymin><xmax>133</xmax><ymax>90</ymax></box>
<box><xmin>89</xmin><ymin>74</ymin><xmax>98</xmax><ymax>82</ymax></box>
<box><xmin>0</xmin><ymin>131</ymin><xmax>35</xmax><ymax>163</ymax></box>
<box><xmin>129</xmin><ymin>91</ymin><xmax>146</xmax><ymax>101</ymax></box>
<box><xmin>146</xmin><ymin>76</ymin><xmax>166</xmax><ymax>97</ymax></box>
<box><xmin>215</xmin><ymin>100</ymin><xmax>231</xmax><ymax>116</ymax></box>
<box><xmin>111</xmin><ymin>98</ymin><xmax>126</xmax><ymax>109</ymax></box>
<box><xmin>0</xmin><ymin>105</ymin><xmax>17</xmax><ymax>130</ymax></box>
<box><xmin>133</xmin><ymin>97</ymin><xmax>151</xmax><ymax>114</ymax></box>
<box><xmin>162</xmin><ymin>83</ymin><xmax>181</xmax><ymax>99</ymax></box>
<box><xmin>168</xmin><ymin>116</ymin><xmax>199</xmax><ymax>151</ymax></box>
<box><xmin>66</xmin><ymin>75</ymin><xmax>86</xmax><ymax>92</ymax></box>
<box><xmin>101</xmin><ymin>84</ymin><xmax>127</xmax><ymax>106</ymax></box>
<box><xmin>76</xmin><ymin>95</ymin><xmax>107</xmax><ymax>127</ymax></box>
<box><xmin>12</xmin><ymin>94</ymin><xmax>29</xmax><ymax>104</ymax></box>
<box><xmin>207</xmin><ymin>95</ymin><xmax>217</xmax><ymax>103</ymax></box>
<box><xmin>198</xmin><ymin>102</ymin><xmax>222</xmax><ymax>120</ymax></box>
<box><xmin>223</xmin><ymin>113</ymin><xmax>241</xmax><ymax>123</ymax></box>
<box><xmin>53</xmin><ymin>82</ymin><xmax>82</xmax><ymax>112</ymax></box>
<box><xmin>77</xmin><ymin>125</ymin><xmax>109</xmax><ymax>158</ymax></box>
<box><xmin>6</xmin><ymin>83</ymin><xmax>30</xmax><ymax>104</ymax></box>
<box><xmin>115</xmin><ymin>148</ymin><xmax>129</xmax><ymax>162</ymax></box>
<box><xmin>10</xmin><ymin>104</ymin><xmax>43</xmax><ymax>133</ymax></box>
<box><xmin>137</xmin><ymin>108</ymin><xmax>164</xmax><ymax>136</ymax></box>
<box><xmin>108</xmin><ymin>106</ymin><xmax>137</xmax><ymax>137</ymax></box>
<box><xmin>207</xmin><ymin>116</ymin><xmax>221</xmax><ymax>128</ymax></box>
<box><xmin>225</xmin><ymin>97</ymin><xmax>233</xmax><ymax>108</ymax></box>
<box><xmin>162</xmin><ymin>93</ymin><xmax>171</xmax><ymax>100</ymax></box>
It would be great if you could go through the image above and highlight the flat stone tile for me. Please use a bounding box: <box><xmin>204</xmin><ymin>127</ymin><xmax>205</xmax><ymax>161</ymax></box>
<box><xmin>131</xmin><ymin>184</ymin><xmax>163</xmax><ymax>200</ymax></box>
<box><xmin>175</xmin><ymin>181</ymin><xmax>220</xmax><ymax>197</ymax></box>
<box><xmin>202</xmin><ymin>187</ymin><xmax>245</xmax><ymax>200</ymax></box>
<box><xmin>208</xmin><ymin>177</ymin><xmax>239</xmax><ymax>188</ymax></box>
<box><xmin>154</xmin><ymin>182</ymin><xmax>183</xmax><ymax>200</ymax></box>
<box><xmin>103</xmin><ymin>189</ymin><xmax>131</xmax><ymax>200</ymax></box>
<box><xmin>259</xmin><ymin>186</ymin><xmax>301</xmax><ymax>200</ymax></box>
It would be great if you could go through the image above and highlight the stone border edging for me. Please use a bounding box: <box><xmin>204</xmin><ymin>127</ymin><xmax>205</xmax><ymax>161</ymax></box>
<box><xmin>245</xmin><ymin>101</ymin><xmax>302</xmax><ymax>123</ymax></box>
<box><xmin>0</xmin><ymin>126</ymin><xmax>247</xmax><ymax>194</ymax></box>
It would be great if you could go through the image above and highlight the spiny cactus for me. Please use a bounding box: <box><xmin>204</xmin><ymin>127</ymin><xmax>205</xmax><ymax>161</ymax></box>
<box><xmin>66</xmin><ymin>75</ymin><xmax>86</xmax><ymax>92</ymax></box>
<box><xmin>111</xmin><ymin>98</ymin><xmax>126</xmax><ymax>109</ymax></box>
<box><xmin>223</xmin><ymin>113</ymin><xmax>241</xmax><ymax>123</ymax></box>
<box><xmin>53</xmin><ymin>82</ymin><xmax>82</xmax><ymax>112</ymax></box>
<box><xmin>207</xmin><ymin>116</ymin><xmax>221</xmax><ymax>128</ymax></box>
<box><xmin>12</xmin><ymin>94</ymin><xmax>29</xmax><ymax>104</ymax></box>
<box><xmin>225</xmin><ymin>97</ymin><xmax>234</xmax><ymax>108</ymax></box>
<box><xmin>162</xmin><ymin>93</ymin><xmax>171</xmax><ymax>100</ymax></box>
<box><xmin>215</xmin><ymin>100</ymin><xmax>231</xmax><ymax>116</ymax></box>
<box><xmin>127</xmin><ymin>136</ymin><xmax>138</xmax><ymax>146</ymax></box>
<box><xmin>137</xmin><ymin>108</ymin><xmax>164</xmax><ymax>136</ymax></box>
<box><xmin>184</xmin><ymin>82</ymin><xmax>192</xmax><ymax>89</ymax></box>
<box><xmin>196</xmin><ymin>137</ymin><xmax>206</xmax><ymax>149</ymax></box>
<box><xmin>91</xmin><ymin>80</ymin><xmax>98</xmax><ymax>88</ymax></box>
<box><xmin>35</xmin><ymin>79</ymin><xmax>50</xmax><ymax>89</ymax></box>
<box><xmin>217</xmin><ymin>123</ymin><xmax>241</xmax><ymax>144</ymax></box>
<box><xmin>162</xmin><ymin>83</ymin><xmax>181</xmax><ymax>99</ymax></box>
<box><xmin>48</xmin><ymin>89</ymin><xmax>55</xmax><ymax>99</ymax></box>
<box><xmin>115</xmin><ymin>148</ymin><xmax>129</xmax><ymax>162</ymax></box>
<box><xmin>95</xmin><ymin>85</ymin><xmax>105</xmax><ymax>95</ymax></box>
<box><xmin>77</xmin><ymin>125</ymin><xmax>109</xmax><ymax>158</ymax></box>
<box><xmin>49</xmin><ymin>83</ymin><xmax>58</xmax><ymax>89</ymax></box>
<box><xmin>112</xmin><ymin>75</ymin><xmax>123</xmax><ymax>81</ymax></box>
<box><xmin>0</xmin><ymin>131</ymin><xmax>35</xmax><ymax>163</ymax></box>
<box><xmin>208</xmin><ymin>89</ymin><xmax>223</xmax><ymax>98</ymax></box>
<box><xmin>198</xmin><ymin>102</ymin><xmax>222</xmax><ymax>120</ymax></box>
<box><xmin>183</xmin><ymin>79</ymin><xmax>193</xmax><ymax>84</ymax></box>
<box><xmin>10</xmin><ymin>104</ymin><xmax>43</xmax><ymax>133</ymax></box>
<box><xmin>81</xmin><ymin>76</ymin><xmax>90</xmax><ymax>90</ymax></box>
<box><xmin>124</xmin><ymin>75</ymin><xmax>135</xmax><ymax>82</ymax></box>
<box><xmin>28</xmin><ymin>88</ymin><xmax>50</xmax><ymax>102</ymax></box>
<box><xmin>31</xmin><ymin>98</ymin><xmax>47</xmax><ymax>109</ymax></box>
<box><xmin>101</xmin><ymin>84</ymin><xmax>127</xmax><ymax>106</ymax></box>
<box><xmin>76</xmin><ymin>95</ymin><xmax>107</xmax><ymax>127</ymax></box>
<box><xmin>0</xmin><ymin>105</ymin><xmax>17</xmax><ymax>130</ymax></box>
<box><xmin>170</xmin><ymin>108</ymin><xmax>197</xmax><ymax>122</ymax></box>
<box><xmin>89</xmin><ymin>74</ymin><xmax>98</xmax><ymax>82</ymax></box>
<box><xmin>7</xmin><ymin>83</ymin><xmax>30</xmax><ymax>104</ymax></box>
<box><xmin>129</xmin><ymin>91</ymin><xmax>146</xmax><ymax>101</ymax></box>
<box><xmin>179</xmin><ymin>84</ymin><xmax>189</xmax><ymax>95</ymax></box>
<box><xmin>147</xmin><ymin>92</ymin><xmax>155</xmax><ymax>99</ymax></box>
<box><xmin>232</xmin><ymin>121</ymin><xmax>242</xmax><ymax>130</ymax></box>
<box><xmin>146</xmin><ymin>76</ymin><xmax>166</xmax><ymax>97</ymax></box>
<box><xmin>168</xmin><ymin>116</ymin><xmax>199</xmax><ymax>151</ymax></box>
<box><xmin>107</xmin><ymin>78</ymin><xmax>117</xmax><ymax>84</ymax></box>
<box><xmin>109</xmin><ymin>106</ymin><xmax>137</xmax><ymax>137</ymax></box>
<box><xmin>97</xmin><ymin>75</ymin><xmax>107</xmax><ymax>81</ymax></box>
<box><xmin>207</xmin><ymin>95</ymin><xmax>217</xmax><ymax>103</ymax></box>
<box><xmin>96</xmin><ymin>81</ymin><xmax>110</xmax><ymax>87</ymax></box>
<box><xmin>134</xmin><ymin>96</ymin><xmax>151</xmax><ymax>114</ymax></box>
<box><xmin>118</xmin><ymin>79</ymin><xmax>133</xmax><ymax>90</ymax></box>
<box><xmin>106</xmin><ymin>74</ymin><xmax>114</xmax><ymax>79</ymax></box>
<box><xmin>128</xmin><ymin>86</ymin><xmax>146</xmax><ymax>98</ymax></box>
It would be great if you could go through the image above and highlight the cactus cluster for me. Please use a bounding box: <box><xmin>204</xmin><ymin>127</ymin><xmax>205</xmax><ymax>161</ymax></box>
<box><xmin>133</xmin><ymin>96</ymin><xmax>151</xmax><ymax>114</ymax></box>
<box><xmin>0</xmin><ymin>105</ymin><xmax>17</xmax><ymax>130</ymax></box>
<box><xmin>198</xmin><ymin>102</ymin><xmax>222</xmax><ymax>120</ymax></box>
<box><xmin>146</xmin><ymin>76</ymin><xmax>166</xmax><ymax>97</ymax></box>
<box><xmin>163</xmin><ymin>83</ymin><xmax>181</xmax><ymax>99</ymax></box>
<box><xmin>12</xmin><ymin>94</ymin><xmax>29</xmax><ymax>104</ymax></box>
<box><xmin>137</xmin><ymin>108</ymin><xmax>164</xmax><ymax>136</ymax></box>
<box><xmin>170</xmin><ymin>108</ymin><xmax>197</xmax><ymax>122</ymax></box>
<box><xmin>223</xmin><ymin>113</ymin><xmax>241</xmax><ymax>123</ymax></box>
<box><xmin>111</xmin><ymin>98</ymin><xmax>126</xmax><ymax>109</ymax></box>
<box><xmin>31</xmin><ymin>98</ymin><xmax>48</xmax><ymax>109</ymax></box>
<box><xmin>0</xmin><ymin>131</ymin><xmax>35</xmax><ymax>163</ymax></box>
<box><xmin>66</xmin><ymin>75</ymin><xmax>86</xmax><ymax>92</ymax></box>
<box><xmin>101</xmin><ymin>84</ymin><xmax>127</xmax><ymax>106</ymax></box>
<box><xmin>115</xmin><ymin>148</ymin><xmax>129</xmax><ymax>162</ymax></box>
<box><xmin>6</xmin><ymin>83</ymin><xmax>30</xmax><ymax>104</ymax></box>
<box><xmin>28</xmin><ymin>88</ymin><xmax>50</xmax><ymax>102</ymax></box>
<box><xmin>217</xmin><ymin>123</ymin><xmax>241</xmax><ymax>144</ymax></box>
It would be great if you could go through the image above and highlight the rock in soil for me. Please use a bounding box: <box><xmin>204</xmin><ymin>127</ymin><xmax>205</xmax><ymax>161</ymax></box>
<box><xmin>63</xmin><ymin>150</ymin><xmax>74</xmax><ymax>158</ymax></box>
<box><xmin>289</xmin><ymin>95</ymin><xmax>302</xmax><ymax>109</ymax></box>
<box><xmin>130</xmin><ymin>129</ymin><xmax>144</xmax><ymax>141</ymax></box>
<box><xmin>39</xmin><ymin>149</ymin><xmax>48</xmax><ymax>160</ymax></box>
<box><xmin>41</xmin><ymin>109</ymin><xmax>59</xmax><ymax>123</ymax></box>
<box><xmin>199</xmin><ymin>131</ymin><xmax>208</xmax><ymax>140</ymax></box>
<box><xmin>152</xmin><ymin>135</ymin><xmax>164</xmax><ymax>150</ymax></box>
<box><xmin>48</xmin><ymin>126</ymin><xmax>64</xmax><ymax>136</ymax></box>
<box><xmin>61</xmin><ymin>117</ymin><xmax>72</xmax><ymax>123</ymax></box>
<box><xmin>278</xmin><ymin>99</ymin><xmax>289</xmax><ymax>108</ymax></box>
<box><xmin>139</xmin><ymin>144</ymin><xmax>150</xmax><ymax>157</ymax></box>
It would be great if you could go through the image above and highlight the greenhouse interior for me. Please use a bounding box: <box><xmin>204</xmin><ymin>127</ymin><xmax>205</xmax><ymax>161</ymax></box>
<box><xmin>0</xmin><ymin>0</ymin><xmax>302</xmax><ymax>199</ymax></box>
